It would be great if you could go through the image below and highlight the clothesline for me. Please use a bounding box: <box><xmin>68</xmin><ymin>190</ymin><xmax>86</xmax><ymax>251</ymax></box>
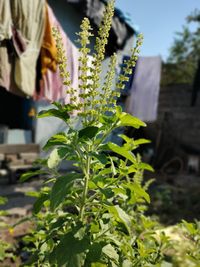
<box><xmin>0</xmin><ymin>1</ymin><xmax>80</xmax><ymax>103</ymax></box>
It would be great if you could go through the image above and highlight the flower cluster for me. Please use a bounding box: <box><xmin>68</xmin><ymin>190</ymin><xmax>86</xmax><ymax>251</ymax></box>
<box><xmin>53</xmin><ymin>0</ymin><xmax>143</xmax><ymax>126</ymax></box>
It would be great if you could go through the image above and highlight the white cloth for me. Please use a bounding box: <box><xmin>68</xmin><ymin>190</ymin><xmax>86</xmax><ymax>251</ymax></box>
<box><xmin>125</xmin><ymin>56</ymin><xmax>162</xmax><ymax>122</ymax></box>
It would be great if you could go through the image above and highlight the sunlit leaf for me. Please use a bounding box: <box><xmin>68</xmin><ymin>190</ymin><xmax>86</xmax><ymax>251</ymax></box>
<box><xmin>117</xmin><ymin>112</ymin><xmax>146</xmax><ymax>128</ymax></box>
<box><xmin>106</xmin><ymin>205</ymin><xmax>131</xmax><ymax>234</ymax></box>
<box><xmin>107</xmin><ymin>142</ymin><xmax>136</xmax><ymax>164</ymax></box>
<box><xmin>20</xmin><ymin>170</ymin><xmax>46</xmax><ymax>182</ymax></box>
<box><xmin>43</xmin><ymin>132</ymin><xmax>69</xmax><ymax>151</ymax></box>
<box><xmin>102</xmin><ymin>244</ymin><xmax>119</xmax><ymax>262</ymax></box>
<box><xmin>37</xmin><ymin>108</ymin><xmax>69</xmax><ymax>123</ymax></box>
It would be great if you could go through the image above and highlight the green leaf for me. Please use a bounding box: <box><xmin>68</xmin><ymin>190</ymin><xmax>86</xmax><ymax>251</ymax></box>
<box><xmin>109</xmin><ymin>156</ymin><xmax>117</xmax><ymax>176</ymax></box>
<box><xmin>52</xmin><ymin>101</ymin><xmax>62</xmax><ymax>109</ymax></box>
<box><xmin>47</xmin><ymin>148</ymin><xmax>61</xmax><ymax>169</ymax></box>
<box><xmin>78</xmin><ymin>126</ymin><xmax>99</xmax><ymax>139</ymax></box>
<box><xmin>160</xmin><ymin>262</ymin><xmax>173</xmax><ymax>267</ymax></box>
<box><xmin>37</xmin><ymin>108</ymin><xmax>69</xmax><ymax>123</ymax></box>
<box><xmin>50</xmin><ymin>232</ymin><xmax>89</xmax><ymax>266</ymax></box>
<box><xmin>127</xmin><ymin>165</ymin><xmax>137</xmax><ymax>174</ymax></box>
<box><xmin>106</xmin><ymin>205</ymin><xmax>131</xmax><ymax>234</ymax></box>
<box><xmin>43</xmin><ymin>132</ymin><xmax>69</xmax><ymax>151</ymax></box>
<box><xmin>20</xmin><ymin>170</ymin><xmax>46</xmax><ymax>182</ymax></box>
<box><xmin>134</xmin><ymin>138</ymin><xmax>151</xmax><ymax>146</ymax></box>
<box><xmin>86</xmin><ymin>242</ymin><xmax>103</xmax><ymax>263</ymax></box>
<box><xmin>107</xmin><ymin>142</ymin><xmax>136</xmax><ymax>164</ymax></box>
<box><xmin>47</xmin><ymin>147</ymin><xmax>69</xmax><ymax>169</ymax></box>
<box><xmin>122</xmin><ymin>260</ymin><xmax>133</xmax><ymax>267</ymax></box>
<box><xmin>91</xmin><ymin>153</ymin><xmax>108</xmax><ymax>164</ymax></box>
<box><xmin>33</xmin><ymin>194</ymin><xmax>49</xmax><ymax>214</ymax></box>
<box><xmin>0</xmin><ymin>197</ymin><xmax>7</xmax><ymax>205</ymax></box>
<box><xmin>0</xmin><ymin>243</ymin><xmax>6</xmax><ymax>261</ymax></box>
<box><xmin>182</xmin><ymin>220</ymin><xmax>197</xmax><ymax>235</ymax></box>
<box><xmin>91</xmin><ymin>263</ymin><xmax>107</xmax><ymax>267</ymax></box>
<box><xmin>128</xmin><ymin>183</ymin><xmax>150</xmax><ymax>203</ymax></box>
<box><xmin>99</xmin><ymin>168</ymin><xmax>112</xmax><ymax>176</ymax></box>
<box><xmin>102</xmin><ymin>244</ymin><xmax>119</xmax><ymax>262</ymax></box>
<box><xmin>117</xmin><ymin>112</ymin><xmax>146</xmax><ymax>128</ymax></box>
<box><xmin>50</xmin><ymin>173</ymin><xmax>81</xmax><ymax>210</ymax></box>
<box><xmin>139</xmin><ymin>162</ymin><xmax>154</xmax><ymax>172</ymax></box>
<box><xmin>100</xmin><ymin>188</ymin><xmax>114</xmax><ymax>199</ymax></box>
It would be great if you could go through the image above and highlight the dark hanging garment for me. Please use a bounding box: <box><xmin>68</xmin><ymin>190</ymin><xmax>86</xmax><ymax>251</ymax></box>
<box><xmin>0</xmin><ymin>87</ymin><xmax>33</xmax><ymax>130</ymax></box>
<box><xmin>69</xmin><ymin>0</ymin><xmax>135</xmax><ymax>56</ymax></box>
<box><xmin>191</xmin><ymin>59</ymin><xmax>200</xmax><ymax>106</ymax></box>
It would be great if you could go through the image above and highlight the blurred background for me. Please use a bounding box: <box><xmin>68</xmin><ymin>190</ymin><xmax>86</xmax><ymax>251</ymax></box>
<box><xmin>115</xmin><ymin>0</ymin><xmax>200</xmax><ymax>224</ymax></box>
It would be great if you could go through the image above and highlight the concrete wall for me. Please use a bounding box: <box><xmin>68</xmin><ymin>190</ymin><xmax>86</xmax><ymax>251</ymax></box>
<box><xmin>144</xmin><ymin>83</ymin><xmax>200</xmax><ymax>170</ymax></box>
<box><xmin>156</xmin><ymin>84</ymin><xmax>200</xmax><ymax>150</ymax></box>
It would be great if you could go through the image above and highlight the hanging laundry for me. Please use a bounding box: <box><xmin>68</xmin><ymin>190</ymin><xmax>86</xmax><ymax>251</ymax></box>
<box><xmin>125</xmin><ymin>56</ymin><xmax>162</xmax><ymax>122</ymax></box>
<box><xmin>10</xmin><ymin>0</ymin><xmax>46</xmax><ymax>96</ymax></box>
<box><xmin>34</xmin><ymin>5</ymin><xmax>80</xmax><ymax>104</ymax></box>
<box><xmin>0</xmin><ymin>0</ymin><xmax>13</xmax><ymax>92</ymax></box>
<box><xmin>0</xmin><ymin>0</ymin><xmax>12</xmax><ymax>40</ymax></box>
<box><xmin>0</xmin><ymin>0</ymin><xmax>46</xmax><ymax>97</ymax></box>
<box><xmin>41</xmin><ymin>4</ymin><xmax>57</xmax><ymax>76</ymax></box>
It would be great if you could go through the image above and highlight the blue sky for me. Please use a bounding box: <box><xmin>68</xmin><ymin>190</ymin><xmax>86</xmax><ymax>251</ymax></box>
<box><xmin>116</xmin><ymin>0</ymin><xmax>200</xmax><ymax>61</ymax></box>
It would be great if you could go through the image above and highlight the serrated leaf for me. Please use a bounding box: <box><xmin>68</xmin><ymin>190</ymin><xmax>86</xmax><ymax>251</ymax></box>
<box><xmin>127</xmin><ymin>165</ymin><xmax>137</xmax><ymax>174</ymax></box>
<box><xmin>91</xmin><ymin>153</ymin><xmax>108</xmax><ymax>164</ymax></box>
<box><xmin>128</xmin><ymin>183</ymin><xmax>150</xmax><ymax>203</ymax></box>
<box><xmin>106</xmin><ymin>205</ymin><xmax>131</xmax><ymax>234</ymax></box>
<box><xmin>78</xmin><ymin>126</ymin><xmax>99</xmax><ymax>139</ymax></box>
<box><xmin>20</xmin><ymin>170</ymin><xmax>46</xmax><ymax>182</ymax></box>
<box><xmin>118</xmin><ymin>134</ymin><xmax>133</xmax><ymax>143</ymax></box>
<box><xmin>107</xmin><ymin>142</ymin><xmax>136</xmax><ymax>164</ymax></box>
<box><xmin>43</xmin><ymin>132</ymin><xmax>68</xmax><ymax>151</ymax></box>
<box><xmin>134</xmin><ymin>138</ymin><xmax>151</xmax><ymax>145</ymax></box>
<box><xmin>86</xmin><ymin>242</ymin><xmax>103</xmax><ymax>263</ymax></box>
<box><xmin>50</xmin><ymin>232</ymin><xmax>89</xmax><ymax>266</ymax></box>
<box><xmin>99</xmin><ymin>168</ymin><xmax>112</xmax><ymax>176</ymax></box>
<box><xmin>33</xmin><ymin>194</ymin><xmax>49</xmax><ymax>214</ymax></box>
<box><xmin>102</xmin><ymin>244</ymin><xmax>119</xmax><ymax>262</ymax></box>
<box><xmin>117</xmin><ymin>112</ymin><xmax>146</xmax><ymax>128</ymax></box>
<box><xmin>50</xmin><ymin>173</ymin><xmax>81</xmax><ymax>210</ymax></box>
<box><xmin>37</xmin><ymin>108</ymin><xmax>69</xmax><ymax>123</ymax></box>
<box><xmin>139</xmin><ymin>162</ymin><xmax>154</xmax><ymax>172</ymax></box>
<box><xmin>109</xmin><ymin>156</ymin><xmax>117</xmax><ymax>176</ymax></box>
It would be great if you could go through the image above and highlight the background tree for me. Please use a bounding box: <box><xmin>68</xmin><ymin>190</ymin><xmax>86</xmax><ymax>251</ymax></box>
<box><xmin>162</xmin><ymin>9</ymin><xmax>200</xmax><ymax>86</ymax></box>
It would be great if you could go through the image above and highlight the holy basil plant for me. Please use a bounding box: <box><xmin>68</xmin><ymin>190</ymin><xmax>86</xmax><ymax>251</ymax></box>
<box><xmin>20</xmin><ymin>1</ymin><xmax>165</xmax><ymax>266</ymax></box>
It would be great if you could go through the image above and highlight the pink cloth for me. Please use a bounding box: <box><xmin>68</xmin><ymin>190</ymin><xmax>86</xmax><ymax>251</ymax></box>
<box><xmin>34</xmin><ymin>5</ymin><xmax>80</xmax><ymax>104</ymax></box>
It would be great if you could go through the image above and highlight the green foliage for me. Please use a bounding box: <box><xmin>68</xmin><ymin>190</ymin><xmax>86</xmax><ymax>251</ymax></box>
<box><xmin>0</xmin><ymin>197</ymin><xmax>16</xmax><ymax>263</ymax></box>
<box><xmin>163</xmin><ymin>9</ymin><xmax>200</xmax><ymax>85</ymax></box>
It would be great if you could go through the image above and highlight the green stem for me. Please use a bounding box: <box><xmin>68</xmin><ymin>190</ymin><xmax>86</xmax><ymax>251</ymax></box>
<box><xmin>80</xmin><ymin>154</ymin><xmax>91</xmax><ymax>221</ymax></box>
<box><xmin>94</xmin><ymin>123</ymin><xmax>117</xmax><ymax>151</ymax></box>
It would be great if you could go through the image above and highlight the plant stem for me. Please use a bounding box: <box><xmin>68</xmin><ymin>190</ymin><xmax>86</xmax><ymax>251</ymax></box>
<box><xmin>80</xmin><ymin>154</ymin><xmax>91</xmax><ymax>221</ymax></box>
